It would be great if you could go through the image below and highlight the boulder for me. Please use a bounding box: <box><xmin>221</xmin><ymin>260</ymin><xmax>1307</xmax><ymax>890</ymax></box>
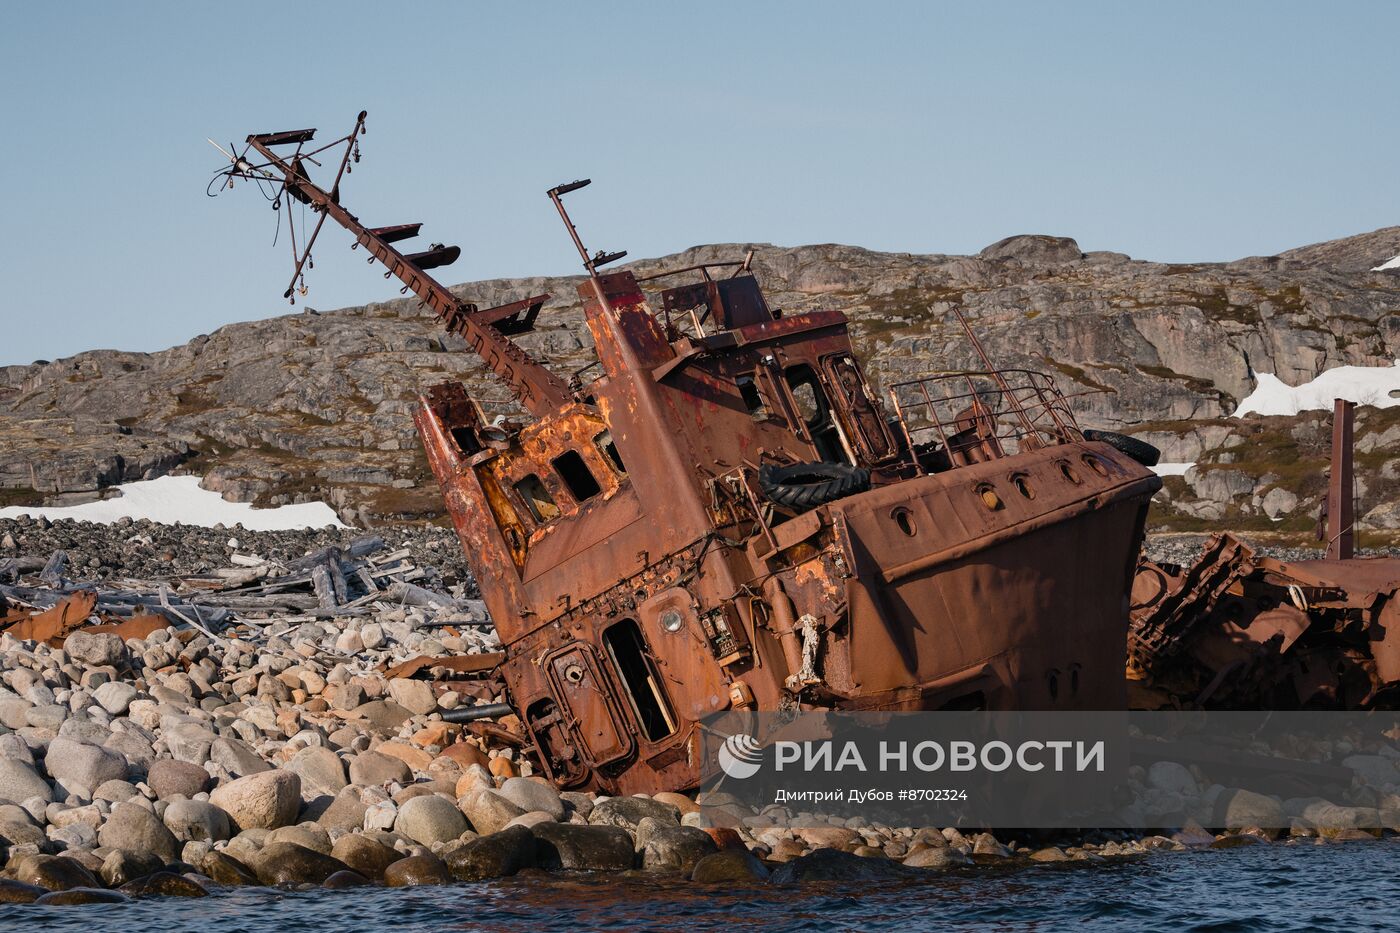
<box><xmin>394</xmin><ymin>793</ymin><xmax>469</xmax><ymax>846</ymax></box>
<box><xmin>1217</xmin><ymin>789</ymin><xmax>1284</xmax><ymax>830</ymax></box>
<box><xmin>1147</xmin><ymin>761</ymin><xmax>1199</xmax><ymax>796</ymax></box>
<box><xmin>121</xmin><ymin>871</ymin><xmax>209</xmax><ymax>898</ymax></box>
<box><xmin>353</xmin><ymin>699</ymin><xmax>412</xmax><ymax>733</ymax></box>
<box><xmin>0</xmin><ymin>698</ymin><xmax>32</xmax><ymax>730</ymax></box>
<box><xmin>374</xmin><ymin>741</ymin><xmax>432</xmax><ymax>772</ymax></box>
<box><xmin>163</xmin><ymin>799</ymin><xmax>231</xmax><ymax>842</ymax></box>
<box><xmin>971</xmin><ymin>832</ymin><xmax>1013</xmax><ymax>858</ymax></box>
<box><xmin>445</xmin><ymin>825</ymin><xmax>537</xmax><ymax>881</ymax></box>
<box><xmin>498</xmin><ymin>777</ymin><xmax>565</xmax><ymax>821</ymax></box>
<box><xmin>210</xmin><ymin>737</ymin><xmax>270</xmax><ymax>777</ymax></box>
<box><xmin>904</xmin><ymin>846</ymin><xmax>972</xmax><ymax>868</ymax></box>
<box><xmin>323</xmin><ymin>870</ymin><xmax>371</xmax><ymax>889</ymax></box>
<box><xmin>532</xmin><ymin>822</ymin><xmax>635</xmax><ymax>871</ymax></box>
<box><xmin>317</xmin><ymin>785</ymin><xmax>371</xmax><ymax>833</ymax></box>
<box><xmin>330</xmin><ymin>833</ymin><xmax>403</xmax><ymax>879</ymax></box>
<box><xmin>0</xmin><ymin>878</ymin><xmax>47</xmax><ymax>903</ymax></box>
<box><xmin>690</xmin><ymin>848</ymin><xmax>770</xmax><ymax>883</ymax></box>
<box><xmin>25</xmin><ymin>703</ymin><xmax>69</xmax><ymax>730</ymax></box>
<box><xmin>252</xmin><ymin>841</ymin><xmax>350</xmax><ymax>886</ymax></box>
<box><xmin>99</xmin><ymin>848</ymin><xmax>164</xmax><ymax>887</ymax></box>
<box><xmin>635</xmin><ymin>816</ymin><xmax>717</xmax><ymax>873</ymax></box>
<box><xmin>64</xmin><ymin>631</ymin><xmax>125</xmax><ymax>667</ymax></box>
<box><xmin>36</xmin><ymin>887</ymin><xmax>130</xmax><ymax>905</ymax></box>
<box><xmin>1029</xmin><ymin>847</ymin><xmax>1070</xmax><ymax>863</ymax></box>
<box><xmin>286</xmin><ymin>746</ymin><xmax>348</xmax><ymax>799</ymax></box>
<box><xmin>348</xmin><ymin>750</ymin><xmax>411</xmax><ymax>786</ymax></box>
<box><xmin>99</xmin><ymin>801</ymin><xmax>180</xmax><ymax>862</ymax></box>
<box><xmin>1343</xmin><ymin>755</ymin><xmax>1400</xmax><ymax>789</ymax></box>
<box><xmin>147</xmin><ymin>759</ymin><xmax>211</xmax><ymax>799</ymax></box>
<box><xmin>200</xmin><ymin>850</ymin><xmax>259</xmax><ymax>886</ymax></box>
<box><xmin>103</xmin><ymin>730</ymin><xmax>155</xmax><ymax>770</ymax></box>
<box><xmin>92</xmin><ymin>682</ymin><xmax>138</xmax><ymax>716</ymax></box>
<box><xmin>769</xmin><ymin>848</ymin><xmax>917</xmax><ymax>884</ymax></box>
<box><xmin>209</xmin><ymin>769</ymin><xmax>301</xmax><ymax>831</ymax></box>
<box><xmin>387</xmin><ymin>678</ymin><xmax>438</xmax><ymax>716</ymax></box>
<box><xmin>94</xmin><ymin>778</ymin><xmax>140</xmax><ymax>803</ymax></box>
<box><xmin>15</xmin><ymin>853</ymin><xmax>102</xmax><ymax>891</ymax></box>
<box><xmin>383</xmin><ymin>852</ymin><xmax>454</xmax><ymax>887</ymax></box>
<box><xmin>267</xmin><ymin>823</ymin><xmax>333</xmax><ymax>854</ymax></box>
<box><xmin>791</xmin><ymin>825</ymin><xmax>861</xmax><ymax>850</ymax></box>
<box><xmin>45</xmin><ymin>736</ymin><xmax>129</xmax><ymax>798</ymax></box>
<box><xmin>459</xmin><ymin>788</ymin><xmax>526</xmax><ymax>836</ymax></box>
<box><xmin>0</xmin><ymin>817</ymin><xmax>45</xmax><ymax>847</ymax></box>
<box><xmin>0</xmin><ymin>732</ymin><xmax>33</xmax><ymax>765</ymax></box>
<box><xmin>652</xmin><ymin>791</ymin><xmax>700</xmax><ymax>815</ymax></box>
<box><xmin>505</xmin><ymin>810</ymin><xmax>557</xmax><ymax>830</ymax></box>
<box><xmin>0</xmin><ymin>757</ymin><xmax>52</xmax><ymax>804</ymax></box>
<box><xmin>165</xmin><ymin>723</ymin><xmax>216</xmax><ymax>765</ymax></box>
<box><xmin>588</xmin><ymin>795</ymin><xmax>680</xmax><ymax>831</ymax></box>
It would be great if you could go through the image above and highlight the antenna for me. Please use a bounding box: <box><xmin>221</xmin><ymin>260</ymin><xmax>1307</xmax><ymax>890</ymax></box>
<box><xmin>547</xmin><ymin>179</ymin><xmax>627</xmax><ymax>278</ymax></box>
<box><xmin>210</xmin><ymin>111</ymin><xmax>573</xmax><ymax>418</ymax></box>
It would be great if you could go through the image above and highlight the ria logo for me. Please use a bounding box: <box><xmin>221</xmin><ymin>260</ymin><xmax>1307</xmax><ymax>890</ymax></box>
<box><xmin>717</xmin><ymin>733</ymin><xmax>764</xmax><ymax>780</ymax></box>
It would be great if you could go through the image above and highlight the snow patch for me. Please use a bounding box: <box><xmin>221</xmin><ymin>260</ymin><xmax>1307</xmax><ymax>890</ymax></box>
<box><xmin>1151</xmin><ymin>462</ymin><xmax>1195</xmax><ymax>477</ymax></box>
<box><xmin>1372</xmin><ymin>254</ymin><xmax>1400</xmax><ymax>271</ymax></box>
<box><xmin>0</xmin><ymin>475</ymin><xmax>346</xmax><ymax>530</ymax></box>
<box><xmin>1233</xmin><ymin>361</ymin><xmax>1400</xmax><ymax>417</ymax></box>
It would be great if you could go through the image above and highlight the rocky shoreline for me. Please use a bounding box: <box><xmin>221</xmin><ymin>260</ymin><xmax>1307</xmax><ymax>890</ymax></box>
<box><xmin>1</xmin><ymin>520</ymin><xmax>1398</xmax><ymax>908</ymax></box>
<box><xmin>0</xmin><ymin>515</ymin><xmax>475</xmax><ymax>590</ymax></box>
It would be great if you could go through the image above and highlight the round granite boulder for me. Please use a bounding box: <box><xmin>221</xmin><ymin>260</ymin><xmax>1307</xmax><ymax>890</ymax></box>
<box><xmin>252</xmin><ymin>841</ymin><xmax>350</xmax><ymax>886</ymax></box>
<box><xmin>383</xmin><ymin>853</ymin><xmax>454</xmax><ymax>887</ymax></box>
<box><xmin>147</xmin><ymin>759</ymin><xmax>211</xmax><ymax>800</ymax></box>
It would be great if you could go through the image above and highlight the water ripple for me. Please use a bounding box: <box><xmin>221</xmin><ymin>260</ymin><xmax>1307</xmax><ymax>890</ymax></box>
<box><xmin>4</xmin><ymin>843</ymin><xmax>1397</xmax><ymax>933</ymax></box>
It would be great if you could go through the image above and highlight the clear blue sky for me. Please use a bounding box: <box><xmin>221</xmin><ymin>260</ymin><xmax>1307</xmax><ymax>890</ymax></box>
<box><xmin>1</xmin><ymin>1</ymin><xmax>1395</xmax><ymax>366</ymax></box>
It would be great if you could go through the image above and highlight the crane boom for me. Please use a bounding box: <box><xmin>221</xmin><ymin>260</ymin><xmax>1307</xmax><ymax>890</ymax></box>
<box><xmin>241</xmin><ymin>115</ymin><xmax>573</xmax><ymax>418</ymax></box>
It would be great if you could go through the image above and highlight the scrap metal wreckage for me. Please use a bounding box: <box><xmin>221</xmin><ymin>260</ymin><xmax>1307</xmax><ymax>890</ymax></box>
<box><xmin>211</xmin><ymin>112</ymin><xmax>1399</xmax><ymax>795</ymax></box>
<box><xmin>1129</xmin><ymin>401</ymin><xmax>1400</xmax><ymax>711</ymax></box>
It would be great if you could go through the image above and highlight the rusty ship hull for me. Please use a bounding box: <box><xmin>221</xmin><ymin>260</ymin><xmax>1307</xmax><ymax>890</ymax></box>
<box><xmin>826</xmin><ymin>444</ymin><xmax>1154</xmax><ymax>712</ymax></box>
<box><xmin>223</xmin><ymin>114</ymin><xmax>1163</xmax><ymax>797</ymax></box>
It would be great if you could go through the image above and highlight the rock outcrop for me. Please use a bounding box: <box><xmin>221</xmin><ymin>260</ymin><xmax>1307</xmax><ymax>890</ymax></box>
<box><xmin>2</xmin><ymin>227</ymin><xmax>1397</xmax><ymax>530</ymax></box>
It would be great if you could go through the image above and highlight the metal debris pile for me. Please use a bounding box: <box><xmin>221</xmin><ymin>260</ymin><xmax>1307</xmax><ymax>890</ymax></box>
<box><xmin>1130</xmin><ymin>532</ymin><xmax>1400</xmax><ymax>709</ymax></box>
<box><xmin>0</xmin><ymin>534</ymin><xmax>514</xmax><ymax>762</ymax></box>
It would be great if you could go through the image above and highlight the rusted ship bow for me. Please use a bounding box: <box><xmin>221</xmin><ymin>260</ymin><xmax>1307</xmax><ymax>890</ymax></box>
<box><xmin>218</xmin><ymin>113</ymin><xmax>1162</xmax><ymax>795</ymax></box>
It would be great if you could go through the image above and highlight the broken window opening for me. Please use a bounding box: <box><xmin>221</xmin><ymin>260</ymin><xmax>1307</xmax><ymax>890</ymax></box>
<box><xmin>552</xmin><ymin>450</ymin><xmax>602</xmax><ymax>502</ymax></box>
<box><xmin>513</xmin><ymin>474</ymin><xmax>559</xmax><ymax>523</ymax></box>
<box><xmin>785</xmin><ymin>364</ymin><xmax>847</xmax><ymax>464</ymax></box>
<box><xmin>594</xmin><ymin>430</ymin><xmax>626</xmax><ymax>475</ymax></box>
<box><xmin>737</xmin><ymin>375</ymin><xmax>766</xmax><ymax>419</ymax></box>
<box><xmin>449</xmin><ymin>426</ymin><xmax>481</xmax><ymax>457</ymax></box>
<box><xmin>602</xmin><ymin>619</ymin><xmax>676</xmax><ymax>742</ymax></box>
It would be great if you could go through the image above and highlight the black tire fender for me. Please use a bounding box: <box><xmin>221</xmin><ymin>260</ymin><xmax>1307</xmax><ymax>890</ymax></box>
<box><xmin>758</xmin><ymin>461</ymin><xmax>871</xmax><ymax>510</ymax></box>
<box><xmin>1082</xmin><ymin>429</ymin><xmax>1161</xmax><ymax>467</ymax></box>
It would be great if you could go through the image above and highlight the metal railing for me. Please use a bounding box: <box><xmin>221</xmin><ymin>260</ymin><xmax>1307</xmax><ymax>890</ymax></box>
<box><xmin>887</xmin><ymin>369</ymin><xmax>1082</xmax><ymax>470</ymax></box>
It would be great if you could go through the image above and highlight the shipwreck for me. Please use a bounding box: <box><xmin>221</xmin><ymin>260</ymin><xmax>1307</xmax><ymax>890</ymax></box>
<box><xmin>216</xmin><ymin>112</ymin><xmax>1163</xmax><ymax>794</ymax></box>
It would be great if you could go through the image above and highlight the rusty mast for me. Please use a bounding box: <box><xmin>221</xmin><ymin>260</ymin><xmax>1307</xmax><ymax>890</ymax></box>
<box><xmin>216</xmin><ymin>112</ymin><xmax>1164</xmax><ymax>795</ymax></box>
<box><xmin>239</xmin><ymin>113</ymin><xmax>571</xmax><ymax>417</ymax></box>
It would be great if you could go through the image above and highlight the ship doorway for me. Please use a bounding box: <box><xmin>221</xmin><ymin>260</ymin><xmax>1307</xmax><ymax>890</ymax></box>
<box><xmin>602</xmin><ymin>619</ymin><xmax>677</xmax><ymax>741</ymax></box>
<box><xmin>785</xmin><ymin>364</ymin><xmax>849</xmax><ymax>464</ymax></box>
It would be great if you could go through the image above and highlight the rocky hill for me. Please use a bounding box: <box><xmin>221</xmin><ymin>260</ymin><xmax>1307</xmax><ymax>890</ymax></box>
<box><xmin>2</xmin><ymin>228</ymin><xmax>1398</xmax><ymax>538</ymax></box>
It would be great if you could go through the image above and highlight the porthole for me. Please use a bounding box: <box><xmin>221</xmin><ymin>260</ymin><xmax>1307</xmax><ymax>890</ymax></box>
<box><xmin>660</xmin><ymin>609</ymin><xmax>685</xmax><ymax>633</ymax></box>
<box><xmin>563</xmin><ymin>663</ymin><xmax>586</xmax><ymax>684</ymax></box>
<box><xmin>891</xmin><ymin>506</ymin><xmax>917</xmax><ymax>536</ymax></box>
<box><xmin>1082</xmin><ymin>454</ymin><xmax>1108</xmax><ymax>477</ymax></box>
<box><xmin>1048</xmin><ymin>671</ymin><xmax>1059</xmax><ymax>701</ymax></box>
<box><xmin>1059</xmin><ymin>461</ymin><xmax>1082</xmax><ymax>485</ymax></box>
<box><xmin>977</xmin><ymin>485</ymin><xmax>1003</xmax><ymax>511</ymax></box>
<box><xmin>1012</xmin><ymin>474</ymin><xmax>1035</xmax><ymax>499</ymax></box>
